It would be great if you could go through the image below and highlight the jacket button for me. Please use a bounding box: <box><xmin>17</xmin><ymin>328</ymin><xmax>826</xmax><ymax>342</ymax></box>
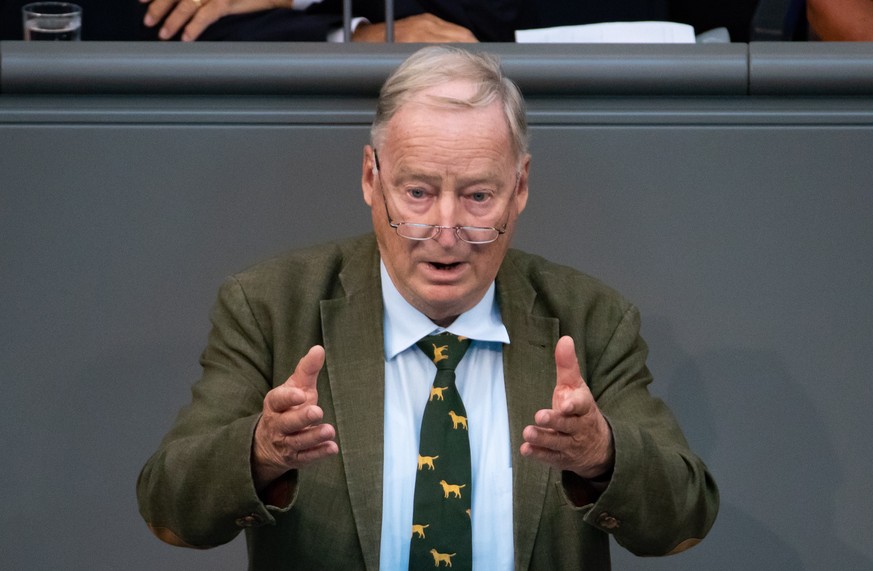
<box><xmin>597</xmin><ymin>512</ymin><xmax>621</xmax><ymax>530</ymax></box>
<box><xmin>235</xmin><ymin>514</ymin><xmax>263</xmax><ymax>528</ymax></box>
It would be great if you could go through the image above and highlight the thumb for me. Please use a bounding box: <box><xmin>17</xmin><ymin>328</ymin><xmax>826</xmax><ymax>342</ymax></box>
<box><xmin>555</xmin><ymin>335</ymin><xmax>583</xmax><ymax>390</ymax></box>
<box><xmin>286</xmin><ymin>345</ymin><xmax>325</xmax><ymax>390</ymax></box>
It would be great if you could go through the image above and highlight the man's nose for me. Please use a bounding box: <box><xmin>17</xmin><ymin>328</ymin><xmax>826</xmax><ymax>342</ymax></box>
<box><xmin>434</xmin><ymin>198</ymin><xmax>461</xmax><ymax>247</ymax></box>
<box><xmin>434</xmin><ymin>225</ymin><xmax>460</xmax><ymax>247</ymax></box>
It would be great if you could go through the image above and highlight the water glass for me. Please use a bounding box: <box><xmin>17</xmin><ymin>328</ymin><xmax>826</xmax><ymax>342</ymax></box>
<box><xmin>22</xmin><ymin>2</ymin><xmax>82</xmax><ymax>41</ymax></box>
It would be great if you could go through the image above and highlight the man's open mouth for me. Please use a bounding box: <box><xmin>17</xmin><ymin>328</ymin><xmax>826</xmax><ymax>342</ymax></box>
<box><xmin>429</xmin><ymin>262</ymin><xmax>462</xmax><ymax>270</ymax></box>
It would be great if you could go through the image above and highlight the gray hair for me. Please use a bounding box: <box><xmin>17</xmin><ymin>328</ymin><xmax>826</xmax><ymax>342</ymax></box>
<box><xmin>371</xmin><ymin>46</ymin><xmax>528</xmax><ymax>159</ymax></box>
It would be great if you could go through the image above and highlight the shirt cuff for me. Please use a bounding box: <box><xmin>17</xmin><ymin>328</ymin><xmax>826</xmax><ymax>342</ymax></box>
<box><xmin>327</xmin><ymin>17</ymin><xmax>370</xmax><ymax>42</ymax></box>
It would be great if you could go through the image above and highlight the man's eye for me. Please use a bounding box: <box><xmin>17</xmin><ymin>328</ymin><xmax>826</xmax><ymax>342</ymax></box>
<box><xmin>408</xmin><ymin>188</ymin><xmax>426</xmax><ymax>199</ymax></box>
<box><xmin>470</xmin><ymin>192</ymin><xmax>489</xmax><ymax>202</ymax></box>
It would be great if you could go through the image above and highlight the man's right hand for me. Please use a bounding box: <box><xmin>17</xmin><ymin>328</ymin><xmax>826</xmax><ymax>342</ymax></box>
<box><xmin>252</xmin><ymin>345</ymin><xmax>338</xmax><ymax>491</ymax></box>
<box><xmin>353</xmin><ymin>13</ymin><xmax>478</xmax><ymax>43</ymax></box>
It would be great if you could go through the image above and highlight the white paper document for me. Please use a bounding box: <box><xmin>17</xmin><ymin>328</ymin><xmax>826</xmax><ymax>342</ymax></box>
<box><xmin>515</xmin><ymin>21</ymin><xmax>697</xmax><ymax>44</ymax></box>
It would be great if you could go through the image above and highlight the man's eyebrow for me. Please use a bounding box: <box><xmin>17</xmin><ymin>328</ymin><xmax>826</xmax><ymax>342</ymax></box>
<box><xmin>392</xmin><ymin>168</ymin><xmax>506</xmax><ymax>189</ymax></box>
<box><xmin>390</xmin><ymin>168</ymin><xmax>442</xmax><ymax>185</ymax></box>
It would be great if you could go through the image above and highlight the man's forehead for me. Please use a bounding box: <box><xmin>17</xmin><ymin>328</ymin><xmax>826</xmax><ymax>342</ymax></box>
<box><xmin>386</xmin><ymin>86</ymin><xmax>507</xmax><ymax>137</ymax></box>
<box><xmin>382</xmin><ymin>108</ymin><xmax>512</xmax><ymax>169</ymax></box>
<box><xmin>409</xmin><ymin>78</ymin><xmax>480</xmax><ymax>102</ymax></box>
<box><xmin>376</xmin><ymin>80</ymin><xmax>516</xmax><ymax>164</ymax></box>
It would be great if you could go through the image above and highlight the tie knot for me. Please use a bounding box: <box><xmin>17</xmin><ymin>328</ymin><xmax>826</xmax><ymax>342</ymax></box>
<box><xmin>416</xmin><ymin>332</ymin><xmax>471</xmax><ymax>371</ymax></box>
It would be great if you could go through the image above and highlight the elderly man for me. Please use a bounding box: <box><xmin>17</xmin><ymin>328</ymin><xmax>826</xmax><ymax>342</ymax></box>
<box><xmin>138</xmin><ymin>46</ymin><xmax>718</xmax><ymax>570</ymax></box>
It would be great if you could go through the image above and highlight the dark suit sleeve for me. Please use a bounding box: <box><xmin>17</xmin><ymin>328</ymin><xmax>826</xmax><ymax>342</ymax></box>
<box><xmin>572</xmin><ymin>304</ymin><xmax>719</xmax><ymax>556</ymax></box>
<box><xmin>136</xmin><ymin>276</ymin><xmax>293</xmax><ymax>548</ymax></box>
<box><xmin>198</xmin><ymin>8</ymin><xmax>344</xmax><ymax>41</ymax></box>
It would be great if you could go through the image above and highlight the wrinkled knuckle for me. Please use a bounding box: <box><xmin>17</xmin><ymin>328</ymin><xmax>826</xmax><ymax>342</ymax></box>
<box><xmin>570</xmin><ymin>429</ymin><xmax>586</xmax><ymax>445</ymax></box>
<box><xmin>270</xmin><ymin>433</ymin><xmax>288</xmax><ymax>453</ymax></box>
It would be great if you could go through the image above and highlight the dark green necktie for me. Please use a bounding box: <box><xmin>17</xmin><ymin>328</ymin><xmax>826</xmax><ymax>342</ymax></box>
<box><xmin>409</xmin><ymin>332</ymin><xmax>473</xmax><ymax>571</ymax></box>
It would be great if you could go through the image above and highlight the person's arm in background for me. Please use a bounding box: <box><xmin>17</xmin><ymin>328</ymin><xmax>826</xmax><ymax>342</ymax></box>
<box><xmin>352</xmin><ymin>13</ymin><xmax>476</xmax><ymax>42</ymax></box>
<box><xmin>142</xmin><ymin>0</ymin><xmax>293</xmax><ymax>41</ymax></box>
<box><xmin>141</xmin><ymin>0</ymin><xmax>476</xmax><ymax>42</ymax></box>
<box><xmin>808</xmin><ymin>0</ymin><xmax>873</xmax><ymax>40</ymax></box>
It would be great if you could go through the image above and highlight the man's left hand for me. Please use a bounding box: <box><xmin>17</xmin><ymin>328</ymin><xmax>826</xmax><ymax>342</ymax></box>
<box><xmin>520</xmin><ymin>336</ymin><xmax>615</xmax><ymax>480</ymax></box>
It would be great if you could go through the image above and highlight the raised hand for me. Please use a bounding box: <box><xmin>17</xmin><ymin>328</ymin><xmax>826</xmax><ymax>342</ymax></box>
<box><xmin>251</xmin><ymin>345</ymin><xmax>338</xmax><ymax>490</ymax></box>
<box><xmin>520</xmin><ymin>336</ymin><xmax>614</xmax><ymax>479</ymax></box>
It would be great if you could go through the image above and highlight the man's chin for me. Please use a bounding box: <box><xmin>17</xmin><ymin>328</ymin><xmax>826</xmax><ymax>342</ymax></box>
<box><xmin>416</xmin><ymin>286</ymin><xmax>479</xmax><ymax>324</ymax></box>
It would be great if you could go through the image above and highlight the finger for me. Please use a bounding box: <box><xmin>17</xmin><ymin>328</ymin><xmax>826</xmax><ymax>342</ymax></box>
<box><xmin>180</xmin><ymin>1</ymin><xmax>225</xmax><ymax>41</ymax></box>
<box><xmin>265</xmin><ymin>384</ymin><xmax>308</xmax><ymax>413</ymax></box>
<box><xmin>523</xmin><ymin>424</ymin><xmax>551</xmax><ymax>447</ymax></box>
<box><xmin>158</xmin><ymin>0</ymin><xmax>201</xmax><ymax>39</ymax></box>
<box><xmin>547</xmin><ymin>387</ymin><xmax>597</xmax><ymax>421</ymax></box>
<box><xmin>520</xmin><ymin>436</ymin><xmax>571</xmax><ymax>474</ymax></box>
<box><xmin>292</xmin><ymin>440</ymin><xmax>339</xmax><ymax>466</ymax></box>
<box><xmin>279</xmin><ymin>422</ymin><xmax>336</xmax><ymax>455</ymax></box>
<box><xmin>272</xmin><ymin>404</ymin><xmax>326</xmax><ymax>435</ymax></box>
<box><xmin>519</xmin><ymin>440</ymin><xmax>564</xmax><ymax>467</ymax></box>
<box><xmin>143</xmin><ymin>0</ymin><xmax>178</xmax><ymax>27</ymax></box>
<box><xmin>522</xmin><ymin>424</ymin><xmax>567</xmax><ymax>453</ymax></box>
<box><xmin>257</xmin><ymin>421</ymin><xmax>337</xmax><ymax>475</ymax></box>
<box><xmin>534</xmin><ymin>405</ymin><xmax>588</xmax><ymax>433</ymax></box>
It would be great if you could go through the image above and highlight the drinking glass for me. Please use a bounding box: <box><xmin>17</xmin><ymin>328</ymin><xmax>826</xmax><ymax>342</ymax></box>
<box><xmin>22</xmin><ymin>2</ymin><xmax>82</xmax><ymax>41</ymax></box>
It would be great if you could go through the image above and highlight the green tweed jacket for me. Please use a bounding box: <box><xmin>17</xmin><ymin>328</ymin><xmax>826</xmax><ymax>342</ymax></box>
<box><xmin>137</xmin><ymin>233</ymin><xmax>718</xmax><ymax>570</ymax></box>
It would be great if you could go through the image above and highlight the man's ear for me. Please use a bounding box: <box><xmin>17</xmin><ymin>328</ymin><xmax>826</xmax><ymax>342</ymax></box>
<box><xmin>362</xmin><ymin>145</ymin><xmax>377</xmax><ymax>207</ymax></box>
<box><xmin>515</xmin><ymin>154</ymin><xmax>531</xmax><ymax>214</ymax></box>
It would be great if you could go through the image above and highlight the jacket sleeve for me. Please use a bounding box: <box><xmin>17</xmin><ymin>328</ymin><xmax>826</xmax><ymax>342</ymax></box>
<box><xmin>572</xmin><ymin>304</ymin><xmax>719</xmax><ymax>556</ymax></box>
<box><xmin>136</xmin><ymin>276</ymin><xmax>296</xmax><ymax>548</ymax></box>
<box><xmin>198</xmin><ymin>9</ymin><xmax>344</xmax><ymax>42</ymax></box>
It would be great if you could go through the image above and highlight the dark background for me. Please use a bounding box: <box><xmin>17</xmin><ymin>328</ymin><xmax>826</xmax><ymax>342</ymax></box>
<box><xmin>1</xmin><ymin>0</ymin><xmax>145</xmax><ymax>40</ymax></box>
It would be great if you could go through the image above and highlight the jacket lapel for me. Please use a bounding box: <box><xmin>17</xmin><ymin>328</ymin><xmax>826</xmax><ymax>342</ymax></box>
<box><xmin>320</xmin><ymin>238</ymin><xmax>385</xmax><ymax>571</ymax></box>
<box><xmin>496</xmin><ymin>253</ymin><xmax>559</xmax><ymax>571</ymax></box>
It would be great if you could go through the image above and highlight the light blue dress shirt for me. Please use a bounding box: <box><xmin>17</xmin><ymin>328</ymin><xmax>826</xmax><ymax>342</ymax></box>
<box><xmin>378</xmin><ymin>261</ymin><xmax>514</xmax><ymax>570</ymax></box>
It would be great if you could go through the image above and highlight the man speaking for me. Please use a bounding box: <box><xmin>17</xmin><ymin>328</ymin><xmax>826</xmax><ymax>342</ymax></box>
<box><xmin>138</xmin><ymin>46</ymin><xmax>718</xmax><ymax>570</ymax></box>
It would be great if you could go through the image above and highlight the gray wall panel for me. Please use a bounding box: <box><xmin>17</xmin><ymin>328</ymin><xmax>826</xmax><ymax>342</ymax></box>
<box><xmin>521</xmin><ymin>124</ymin><xmax>873</xmax><ymax>569</ymax></box>
<box><xmin>750</xmin><ymin>42</ymin><xmax>873</xmax><ymax>95</ymax></box>
<box><xmin>0</xmin><ymin>124</ymin><xmax>372</xmax><ymax>570</ymax></box>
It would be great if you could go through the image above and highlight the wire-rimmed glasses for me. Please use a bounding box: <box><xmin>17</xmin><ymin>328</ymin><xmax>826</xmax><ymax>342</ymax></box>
<box><xmin>373</xmin><ymin>149</ymin><xmax>516</xmax><ymax>245</ymax></box>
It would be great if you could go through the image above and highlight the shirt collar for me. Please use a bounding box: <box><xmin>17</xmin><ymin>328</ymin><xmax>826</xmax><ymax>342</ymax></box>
<box><xmin>381</xmin><ymin>260</ymin><xmax>509</xmax><ymax>360</ymax></box>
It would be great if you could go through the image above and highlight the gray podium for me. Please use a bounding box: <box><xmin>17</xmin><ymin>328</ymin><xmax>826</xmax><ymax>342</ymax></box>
<box><xmin>2</xmin><ymin>42</ymin><xmax>872</xmax><ymax>569</ymax></box>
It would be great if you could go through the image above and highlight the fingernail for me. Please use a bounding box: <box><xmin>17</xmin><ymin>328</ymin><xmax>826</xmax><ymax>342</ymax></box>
<box><xmin>144</xmin><ymin>15</ymin><xmax>154</xmax><ymax>26</ymax></box>
<box><xmin>159</xmin><ymin>27</ymin><xmax>170</xmax><ymax>40</ymax></box>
